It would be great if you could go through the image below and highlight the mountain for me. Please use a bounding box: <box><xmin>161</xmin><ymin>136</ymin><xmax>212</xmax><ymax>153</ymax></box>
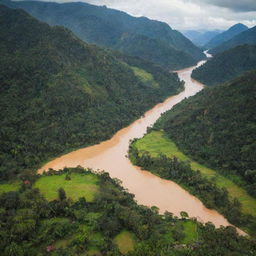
<box><xmin>0</xmin><ymin>4</ymin><xmax>182</xmax><ymax>180</ymax></box>
<box><xmin>182</xmin><ymin>30</ymin><xmax>222</xmax><ymax>46</ymax></box>
<box><xmin>1</xmin><ymin>0</ymin><xmax>205</xmax><ymax>69</ymax></box>
<box><xmin>156</xmin><ymin>71</ymin><xmax>256</xmax><ymax>196</ymax></box>
<box><xmin>192</xmin><ymin>44</ymin><xmax>256</xmax><ymax>86</ymax></box>
<box><xmin>205</xmin><ymin>23</ymin><xmax>248</xmax><ymax>50</ymax></box>
<box><xmin>209</xmin><ymin>26</ymin><xmax>256</xmax><ymax>55</ymax></box>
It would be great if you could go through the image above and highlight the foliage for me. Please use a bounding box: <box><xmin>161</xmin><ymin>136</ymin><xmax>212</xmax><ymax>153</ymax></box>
<box><xmin>129</xmin><ymin>144</ymin><xmax>256</xmax><ymax>235</ymax></box>
<box><xmin>205</xmin><ymin>23</ymin><xmax>248</xmax><ymax>50</ymax></box>
<box><xmin>0</xmin><ymin>5</ymin><xmax>182</xmax><ymax>181</ymax></box>
<box><xmin>192</xmin><ymin>45</ymin><xmax>256</xmax><ymax>86</ymax></box>
<box><xmin>153</xmin><ymin>71</ymin><xmax>256</xmax><ymax>197</ymax></box>
<box><xmin>209</xmin><ymin>25</ymin><xmax>256</xmax><ymax>55</ymax></box>
<box><xmin>0</xmin><ymin>167</ymin><xmax>255</xmax><ymax>256</ymax></box>
<box><xmin>132</xmin><ymin>131</ymin><xmax>256</xmax><ymax>217</ymax></box>
<box><xmin>2</xmin><ymin>0</ymin><xmax>205</xmax><ymax>69</ymax></box>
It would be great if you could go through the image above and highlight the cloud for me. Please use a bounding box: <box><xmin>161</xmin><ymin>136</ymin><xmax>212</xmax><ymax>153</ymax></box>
<box><xmin>27</xmin><ymin>0</ymin><xmax>256</xmax><ymax>30</ymax></box>
<box><xmin>194</xmin><ymin>0</ymin><xmax>256</xmax><ymax>12</ymax></box>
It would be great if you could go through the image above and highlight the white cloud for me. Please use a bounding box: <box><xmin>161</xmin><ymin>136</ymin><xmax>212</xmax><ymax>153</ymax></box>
<box><xmin>31</xmin><ymin>0</ymin><xmax>256</xmax><ymax>30</ymax></box>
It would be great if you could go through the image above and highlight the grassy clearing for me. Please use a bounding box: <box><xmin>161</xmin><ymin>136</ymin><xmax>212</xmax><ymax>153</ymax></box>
<box><xmin>133</xmin><ymin>131</ymin><xmax>256</xmax><ymax>216</ymax></box>
<box><xmin>131</xmin><ymin>66</ymin><xmax>159</xmax><ymax>88</ymax></box>
<box><xmin>182</xmin><ymin>221</ymin><xmax>198</xmax><ymax>244</ymax></box>
<box><xmin>0</xmin><ymin>181</ymin><xmax>20</xmax><ymax>194</ymax></box>
<box><xmin>34</xmin><ymin>173</ymin><xmax>99</xmax><ymax>201</ymax></box>
<box><xmin>114</xmin><ymin>230</ymin><xmax>135</xmax><ymax>254</ymax></box>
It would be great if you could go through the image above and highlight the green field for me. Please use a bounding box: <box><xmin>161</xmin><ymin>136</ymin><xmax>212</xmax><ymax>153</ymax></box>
<box><xmin>133</xmin><ymin>131</ymin><xmax>256</xmax><ymax>216</ymax></box>
<box><xmin>182</xmin><ymin>221</ymin><xmax>198</xmax><ymax>244</ymax></box>
<box><xmin>114</xmin><ymin>230</ymin><xmax>135</xmax><ymax>254</ymax></box>
<box><xmin>34</xmin><ymin>173</ymin><xmax>99</xmax><ymax>202</ymax></box>
<box><xmin>131</xmin><ymin>66</ymin><xmax>159</xmax><ymax>88</ymax></box>
<box><xmin>0</xmin><ymin>181</ymin><xmax>20</xmax><ymax>194</ymax></box>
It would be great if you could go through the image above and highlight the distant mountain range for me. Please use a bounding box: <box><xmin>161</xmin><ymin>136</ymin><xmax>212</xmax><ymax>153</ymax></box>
<box><xmin>1</xmin><ymin>0</ymin><xmax>205</xmax><ymax>69</ymax></box>
<box><xmin>209</xmin><ymin>26</ymin><xmax>256</xmax><ymax>55</ymax></box>
<box><xmin>205</xmin><ymin>23</ymin><xmax>248</xmax><ymax>50</ymax></box>
<box><xmin>181</xmin><ymin>30</ymin><xmax>222</xmax><ymax>46</ymax></box>
<box><xmin>192</xmin><ymin>44</ymin><xmax>256</xmax><ymax>86</ymax></box>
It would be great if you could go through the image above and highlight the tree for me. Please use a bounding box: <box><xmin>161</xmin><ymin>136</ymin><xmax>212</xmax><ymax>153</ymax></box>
<box><xmin>58</xmin><ymin>187</ymin><xmax>66</xmax><ymax>201</ymax></box>
<box><xmin>180</xmin><ymin>211</ymin><xmax>189</xmax><ymax>220</ymax></box>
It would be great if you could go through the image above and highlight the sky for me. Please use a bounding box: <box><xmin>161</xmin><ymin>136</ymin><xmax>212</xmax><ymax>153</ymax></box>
<box><xmin>28</xmin><ymin>0</ymin><xmax>256</xmax><ymax>30</ymax></box>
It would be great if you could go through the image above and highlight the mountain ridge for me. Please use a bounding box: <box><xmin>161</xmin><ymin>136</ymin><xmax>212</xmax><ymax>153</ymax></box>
<box><xmin>192</xmin><ymin>44</ymin><xmax>256</xmax><ymax>86</ymax></box>
<box><xmin>205</xmin><ymin>23</ymin><xmax>248</xmax><ymax>50</ymax></box>
<box><xmin>209</xmin><ymin>25</ymin><xmax>256</xmax><ymax>55</ymax></box>
<box><xmin>1</xmin><ymin>0</ymin><xmax>205</xmax><ymax>69</ymax></box>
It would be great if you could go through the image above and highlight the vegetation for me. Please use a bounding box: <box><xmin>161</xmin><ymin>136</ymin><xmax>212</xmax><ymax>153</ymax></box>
<box><xmin>192</xmin><ymin>45</ymin><xmax>256</xmax><ymax>86</ymax></box>
<box><xmin>155</xmin><ymin>71</ymin><xmax>256</xmax><ymax>195</ymax></box>
<box><xmin>128</xmin><ymin>70</ymin><xmax>256</xmax><ymax>234</ymax></box>
<box><xmin>1</xmin><ymin>167</ymin><xmax>255</xmax><ymax>256</ymax></box>
<box><xmin>114</xmin><ymin>231</ymin><xmax>135</xmax><ymax>254</ymax></box>
<box><xmin>34</xmin><ymin>172</ymin><xmax>99</xmax><ymax>202</ymax></box>
<box><xmin>130</xmin><ymin>134</ymin><xmax>256</xmax><ymax>235</ymax></box>
<box><xmin>131</xmin><ymin>131</ymin><xmax>256</xmax><ymax>216</ymax></box>
<box><xmin>0</xmin><ymin>5</ymin><xmax>183</xmax><ymax>181</ymax></box>
<box><xmin>2</xmin><ymin>0</ymin><xmax>205</xmax><ymax>69</ymax></box>
<box><xmin>205</xmin><ymin>23</ymin><xmax>248</xmax><ymax>50</ymax></box>
<box><xmin>0</xmin><ymin>181</ymin><xmax>20</xmax><ymax>194</ymax></box>
<box><xmin>209</xmin><ymin>25</ymin><xmax>256</xmax><ymax>55</ymax></box>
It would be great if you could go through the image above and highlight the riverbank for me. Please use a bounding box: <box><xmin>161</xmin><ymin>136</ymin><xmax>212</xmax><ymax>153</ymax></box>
<box><xmin>131</xmin><ymin>131</ymin><xmax>256</xmax><ymax>217</ymax></box>
<box><xmin>36</xmin><ymin>60</ymin><xmax>239</xmax><ymax>230</ymax></box>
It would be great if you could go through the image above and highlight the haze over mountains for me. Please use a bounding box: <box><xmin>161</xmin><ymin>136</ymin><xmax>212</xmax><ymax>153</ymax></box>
<box><xmin>181</xmin><ymin>30</ymin><xmax>222</xmax><ymax>47</ymax></box>
<box><xmin>1</xmin><ymin>0</ymin><xmax>205</xmax><ymax>69</ymax></box>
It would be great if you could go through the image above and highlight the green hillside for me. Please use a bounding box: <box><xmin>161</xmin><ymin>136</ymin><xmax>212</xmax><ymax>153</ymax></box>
<box><xmin>209</xmin><ymin>26</ymin><xmax>256</xmax><ymax>55</ymax></box>
<box><xmin>205</xmin><ymin>23</ymin><xmax>248</xmax><ymax>50</ymax></box>
<box><xmin>154</xmin><ymin>71</ymin><xmax>256</xmax><ymax>197</ymax></box>
<box><xmin>0</xmin><ymin>5</ymin><xmax>182</xmax><ymax>181</ymax></box>
<box><xmin>192</xmin><ymin>45</ymin><xmax>256</xmax><ymax>86</ymax></box>
<box><xmin>1</xmin><ymin>0</ymin><xmax>205</xmax><ymax>69</ymax></box>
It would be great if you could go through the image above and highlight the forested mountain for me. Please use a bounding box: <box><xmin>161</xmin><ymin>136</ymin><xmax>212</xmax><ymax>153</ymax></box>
<box><xmin>182</xmin><ymin>30</ymin><xmax>222</xmax><ymax>46</ymax></box>
<box><xmin>1</xmin><ymin>0</ymin><xmax>205</xmax><ymax>69</ymax></box>
<box><xmin>0</xmin><ymin>5</ymin><xmax>182</xmax><ymax>181</ymax></box>
<box><xmin>155</xmin><ymin>71</ymin><xmax>256</xmax><ymax>196</ymax></box>
<box><xmin>205</xmin><ymin>23</ymin><xmax>248</xmax><ymax>50</ymax></box>
<box><xmin>192</xmin><ymin>44</ymin><xmax>256</xmax><ymax>86</ymax></box>
<box><xmin>209</xmin><ymin>26</ymin><xmax>256</xmax><ymax>55</ymax></box>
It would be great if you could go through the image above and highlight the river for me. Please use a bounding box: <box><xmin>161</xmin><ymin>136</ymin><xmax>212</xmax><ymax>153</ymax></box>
<box><xmin>38</xmin><ymin>57</ymin><xmax>245</xmax><ymax>234</ymax></box>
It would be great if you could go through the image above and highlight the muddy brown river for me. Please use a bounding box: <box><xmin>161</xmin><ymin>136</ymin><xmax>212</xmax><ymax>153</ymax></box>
<box><xmin>38</xmin><ymin>59</ymin><xmax>245</xmax><ymax>235</ymax></box>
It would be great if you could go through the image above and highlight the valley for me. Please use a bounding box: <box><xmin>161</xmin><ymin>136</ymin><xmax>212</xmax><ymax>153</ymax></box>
<box><xmin>0</xmin><ymin>1</ymin><xmax>256</xmax><ymax>255</ymax></box>
<box><xmin>38</xmin><ymin>59</ymin><xmax>243</xmax><ymax>232</ymax></box>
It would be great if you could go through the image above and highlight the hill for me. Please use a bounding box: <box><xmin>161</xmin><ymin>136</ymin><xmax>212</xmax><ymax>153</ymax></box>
<box><xmin>205</xmin><ymin>23</ymin><xmax>248</xmax><ymax>50</ymax></box>
<box><xmin>0</xmin><ymin>5</ymin><xmax>182</xmax><ymax>181</ymax></box>
<box><xmin>192</xmin><ymin>44</ymin><xmax>256</xmax><ymax>85</ymax></box>
<box><xmin>182</xmin><ymin>30</ymin><xmax>222</xmax><ymax>46</ymax></box>
<box><xmin>209</xmin><ymin>26</ymin><xmax>256</xmax><ymax>55</ymax></box>
<box><xmin>154</xmin><ymin>71</ymin><xmax>256</xmax><ymax>197</ymax></box>
<box><xmin>1</xmin><ymin>0</ymin><xmax>205</xmax><ymax>69</ymax></box>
